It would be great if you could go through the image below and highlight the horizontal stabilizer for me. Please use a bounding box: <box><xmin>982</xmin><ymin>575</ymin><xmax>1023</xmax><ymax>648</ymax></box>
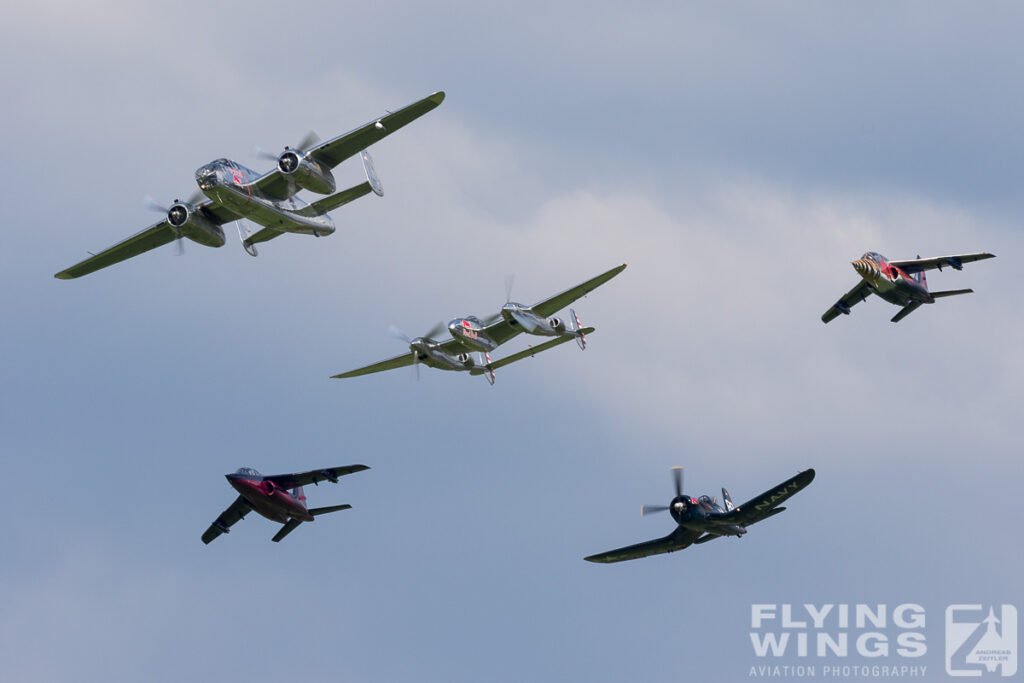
<box><xmin>890</xmin><ymin>301</ymin><xmax>922</xmax><ymax>323</ymax></box>
<box><xmin>297</xmin><ymin>182</ymin><xmax>374</xmax><ymax>217</ymax></box>
<box><xmin>272</xmin><ymin>519</ymin><xmax>302</xmax><ymax>542</ymax></box>
<box><xmin>309</xmin><ymin>503</ymin><xmax>352</xmax><ymax>517</ymax></box>
<box><xmin>931</xmin><ymin>288</ymin><xmax>973</xmax><ymax>298</ymax></box>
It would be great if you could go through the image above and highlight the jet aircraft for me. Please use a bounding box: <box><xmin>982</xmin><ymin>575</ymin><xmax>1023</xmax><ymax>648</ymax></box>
<box><xmin>55</xmin><ymin>91</ymin><xmax>445</xmax><ymax>279</ymax></box>
<box><xmin>332</xmin><ymin>326</ymin><xmax>596</xmax><ymax>384</ymax></box>
<box><xmin>584</xmin><ymin>467</ymin><xmax>815</xmax><ymax>563</ymax></box>
<box><xmin>202</xmin><ymin>464</ymin><xmax>369</xmax><ymax>544</ymax></box>
<box><xmin>821</xmin><ymin>251</ymin><xmax>995</xmax><ymax>323</ymax></box>
<box><xmin>331</xmin><ymin>263</ymin><xmax>626</xmax><ymax>383</ymax></box>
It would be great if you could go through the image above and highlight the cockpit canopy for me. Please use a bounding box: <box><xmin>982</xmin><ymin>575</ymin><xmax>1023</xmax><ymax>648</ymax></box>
<box><xmin>861</xmin><ymin>251</ymin><xmax>885</xmax><ymax>263</ymax></box>
<box><xmin>234</xmin><ymin>467</ymin><xmax>261</xmax><ymax>477</ymax></box>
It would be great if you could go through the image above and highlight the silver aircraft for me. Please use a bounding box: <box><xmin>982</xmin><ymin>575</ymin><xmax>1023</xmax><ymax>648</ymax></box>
<box><xmin>332</xmin><ymin>328</ymin><xmax>596</xmax><ymax>385</ymax></box>
<box><xmin>55</xmin><ymin>91</ymin><xmax>445</xmax><ymax>279</ymax></box>
<box><xmin>332</xmin><ymin>263</ymin><xmax>626</xmax><ymax>383</ymax></box>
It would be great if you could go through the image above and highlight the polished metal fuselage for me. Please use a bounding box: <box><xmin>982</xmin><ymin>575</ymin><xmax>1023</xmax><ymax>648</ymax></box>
<box><xmin>410</xmin><ymin>338</ymin><xmax>485</xmax><ymax>372</ymax></box>
<box><xmin>501</xmin><ymin>303</ymin><xmax>565</xmax><ymax>337</ymax></box>
<box><xmin>195</xmin><ymin>159</ymin><xmax>336</xmax><ymax>236</ymax></box>
<box><xmin>447</xmin><ymin>316</ymin><xmax>499</xmax><ymax>352</ymax></box>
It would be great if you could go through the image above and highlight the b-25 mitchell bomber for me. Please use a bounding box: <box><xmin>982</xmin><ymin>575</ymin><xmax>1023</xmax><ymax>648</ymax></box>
<box><xmin>202</xmin><ymin>464</ymin><xmax>369</xmax><ymax>544</ymax></box>
<box><xmin>332</xmin><ymin>263</ymin><xmax>625</xmax><ymax>383</ymax></box>
<box><xmin>821</xmin><ymin>251</ymin><xmax>995</xmax><ymax>323</ymax></box>
<box><xmin>55</xmin><ymin>92</ymin><xmax>445</xmax><ymax>279</ymax></box>
<box><xmin>585</xmin><ymin>467</ymin><xmax>815</xmax><ymax>563</ymax></box>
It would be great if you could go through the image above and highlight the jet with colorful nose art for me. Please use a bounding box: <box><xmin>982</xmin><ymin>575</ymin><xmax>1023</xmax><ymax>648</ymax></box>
<box><xmin>821</xmin><ymin>251</ymin><xmax>995</xmax><ymax>323</ymax></box>
<box><xmin>55</xmin><ymin>91</ymin><xmax>444</xmax><ymax>279</ymax></box>
<box><xmin>584</xmin><ymin>467</ymin><xmax>815</xmax><ymax>563</ymax></box>
<box><xmin>201</xmin><ymin>464</ymin><xmax>368</xmax><ymax>544</ymax></box>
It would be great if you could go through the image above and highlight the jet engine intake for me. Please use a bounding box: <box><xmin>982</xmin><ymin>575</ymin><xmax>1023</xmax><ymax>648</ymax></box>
<box><xmin>278</xmin><ymin>151</ymin><xmax>336</xmax><ymax>195</ymax></box>
<box><xmin>548</xmin><ymin>317</ymin><xmax>564</xmax><ymax>331</ymax></box>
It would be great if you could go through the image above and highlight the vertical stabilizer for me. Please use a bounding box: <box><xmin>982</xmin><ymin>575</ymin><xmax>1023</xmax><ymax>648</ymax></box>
<box><xmin>722</xmin><ymin>487</ymin><xmax>735</xmax><ymax>512</ymax></box>
<box><xmin>292</xmin><ymin>485</ymin><xmax>307</xmax><ymax>510</ymax></box>
<box><xmin>915</xmin><ymin>254</ymin><xmax>927</xmax><ymax>289</ymax></box>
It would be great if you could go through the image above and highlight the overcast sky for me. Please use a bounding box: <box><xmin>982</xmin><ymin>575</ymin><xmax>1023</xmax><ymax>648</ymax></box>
<box><xmin>2</xmin><ymin>3</ymin><xmax>1021</xmax><ymax>681</ymax></box>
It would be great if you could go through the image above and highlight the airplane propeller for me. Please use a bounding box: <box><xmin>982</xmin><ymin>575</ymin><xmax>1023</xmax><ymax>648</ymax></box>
<box><xmin>641</xmin><ymin>467</ymin><xmax>684</xmax><ymax>516</ymax></box>
<box><xmin>256</xmin><ymin>131</ymin><xmax>322</xmax><ymax>196</ymax></box>
<box><xmin>145</xmin><ymin>192</ymin><xmax>203</xmax><ymax>255</ymax></box>
<box><xmin>389</xmin><ymin>322</ymin><xmax>445</xmax><ymax>381</ymax></box>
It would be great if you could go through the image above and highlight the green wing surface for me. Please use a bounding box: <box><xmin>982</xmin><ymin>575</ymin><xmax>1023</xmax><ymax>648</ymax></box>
<box><xmin>201</xmin><ymin>496</ymin><xmax>251</xmax><ymax>545</ymax></box>
<box><xmin>532</xmin><ymin>263</ymin><xmax>627</xmax><ymax>317</ymax></box>
<box><xmin>265</xmin><ymin>465</ymin><xmax>369</xmax><ymax>489</ymax></box>
<box><xmin>332</xmin><ymin>353</ymin><xmax>416</xmax><ymax>378</ymax></box>
<box><xmin>469</xmin><ymin>328</ymin><xmax>594</xmax><ymax>374</ymax></box>
<box><xmin>480</xmin><ymin>264</ymin><xmax>625</xmax><ymax>346</ymax></box>
<box><xmin>55</xmin><ymin>220</ymin><xmax>178</xmax><ymax>280</ymax></box>
<box><xmin>253</xmin><ymin>92</ymin><xmax>445</xmax><ymax>201</ymax></box>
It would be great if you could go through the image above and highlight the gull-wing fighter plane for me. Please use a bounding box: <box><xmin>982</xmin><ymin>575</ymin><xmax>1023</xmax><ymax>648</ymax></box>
<box><xmin>584</xmin><ymin>467</ymin><xmax>815</xmax><ymax>563</ymax></box>
<box><xmin>332</xmin><ymin>325</ymin><xmax>596</xmax><ymax>384</ymax></box>
<box><xmin>55</xmin><ymin>91</ymin><xmax>445</xmax><ymax>279</ymax></box>
<box><xmin>443</xmin><ymin>263</ymin><xmax>627</xmax><ymax>353</ymax></box>
<box><xmin>201</xmin><ymin>464</ymin><xmax>368</xmax><ymax>544</ymax></box>
<box><xmin>821</xmin><ymin>251</ymin><xmax>995</xmax><ymax>323</ymax></box>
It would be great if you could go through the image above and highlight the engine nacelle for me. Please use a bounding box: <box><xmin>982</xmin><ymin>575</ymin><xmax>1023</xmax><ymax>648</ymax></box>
<box><xmin>278</xmin><ymin>150</ymin><xmax>336</xmax><ymax>195</ymax></box>
<box><xmin>167</xmin><ymin>203</ymin><xmax>225</xmax><ymax>248</ymax></box>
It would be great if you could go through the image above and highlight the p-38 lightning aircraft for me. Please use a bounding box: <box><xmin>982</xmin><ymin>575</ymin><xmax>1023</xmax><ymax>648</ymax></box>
<box><xmin>332</xmin><ymin>263</ymin><xmax>625</xmax><ymax>383</ymax></box>
<box><xmin>55</xmin><ymin>91</ymin><xmax>445</xmax><ymax>279</ymax></box>
<box><xmin>201</xmin><ymin>464</ymin><xmax>368</xmax><ymax>544</ymax></box>
<box><xmin>333</xmin><ymin>325</ymin><xmax>596</xmax><ymax>384</ymax></box>
<box><xmin>584</xmin><ymin>467</ymin><xmax>815</xmax><ymax>563</ymax></box>
<box><xmin>821</xmin><ymin>251</ymin><xmax>995</xmax><ymax>323</ymax></box>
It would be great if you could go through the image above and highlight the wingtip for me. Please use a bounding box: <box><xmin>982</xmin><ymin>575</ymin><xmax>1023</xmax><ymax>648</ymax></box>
<box><xmin>54</xmin><ymin>271</ymin><xmax>74</xmax><ymax>280</ymax></box>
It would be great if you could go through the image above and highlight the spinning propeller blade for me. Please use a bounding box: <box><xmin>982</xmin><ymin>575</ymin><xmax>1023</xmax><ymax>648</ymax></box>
<box><xmin>641</xmin><ymin>505</ymin><xmax>669</xmax><ymax>516</ymax></box>
<box><xmin>672</xmin><ymin>466</ymin><xmax>683</xmax><ymax>498</ymax></box>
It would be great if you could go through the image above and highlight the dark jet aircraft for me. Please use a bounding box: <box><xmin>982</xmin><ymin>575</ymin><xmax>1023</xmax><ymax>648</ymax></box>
<box><xmin>585</xmin><ymin>467</ymin><xmax>815</xmax><ymax>563</ymax></box>
<box><xmin>821</xmin><ymin>251</ymin><xmax>995</xmax><ymax>323</ymax></box>
<box><xmin>202</xmin><ymin>465</ymin><xmax>368</xmax><ymax>544</ymax></box>
<box><xmin>56</xmin><ymin>91</ymin><xmax>445</xmax><ymax>279</ymax></box>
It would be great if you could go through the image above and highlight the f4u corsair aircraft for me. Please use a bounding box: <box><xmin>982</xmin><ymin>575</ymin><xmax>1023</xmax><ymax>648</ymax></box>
<box><xmin>821</xmin><ymin>251</ymin><xmax>995</xmax><ymax>323</ymax></box>
<box><xmin>202</xmin><ymin>464</ymin><xmax>368</xmax><ymax>544</ymax></box>
<box><xmin>584</xmin><ymin>467</ymin><xmax>815</xmax><ymax>563</ymax></box>
<box><xmin>332</xmin><ymin>263</ymin><xmax>626</xmax><ymax>384</ymax></box>
<box><xmin>55</xmin><ymin>91</ymin><xmax>445</xmax><ymax>279</ymax></box>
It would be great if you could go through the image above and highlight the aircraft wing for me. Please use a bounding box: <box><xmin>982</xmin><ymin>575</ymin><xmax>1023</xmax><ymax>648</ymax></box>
<box><xmin>331</xmin><ymin>352</ymin><xmax>416</xmax><ymax>378</ymax></box>
<box><xmin>531</xmin><ymin>263</ymin><xmax>628</xmax><ymax>318</ymax></box>
<box><xmin>55</xmin><ymin>202</ymin><xmax>242</xmax><ymax>280</ymax></box>
<box><xmin>584</xmin><ymin>526</ymin><xmax>701</xmax><ymax>563</ymax></box>
<box><xmin>201</xmin><ymin>495</ymin><xmax>251</xmax><ymax>544</ymax></box>
<box><xmin>468</xmin><ymin>328</ymin><xmax>595</xmax><ymax>374</ymax></box>
<box><xmin>253</xmin><ymin>91</ymin><xmax>445</xmax><ymax>201</ymax></box>
<box><xmin>264</xmin><ymin>465</ymin><xmax>370</xmax><ymax>489</ymax></box>
<box><xmin>821</xmin><ymin>280</ymin><xmax>873</xmax><ymax>323</ymax></box>
<box><xmin>56</xmin><ymin>220</ymin><xmax>179</xmax><ymax>280</ymax></box>
<box><xmin>712</xmin><ymin>469</ymin><xmax>815</xmax><ymax>528</ymax></box>
<box><xmin>889</xmin><ymin>252</ymin><xmax>995</xmax><ymax>274</ymax></box>
<box><xmin>480</xmin><ymin>264</ymin><xmax>626</xmax><ymax>345</ymax></box>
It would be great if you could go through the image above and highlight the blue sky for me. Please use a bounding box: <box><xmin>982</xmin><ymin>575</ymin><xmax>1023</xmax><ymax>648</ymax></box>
<box><xmin>2</xmin><ymin>3</ymin><xmax>1021</xmax><ymax>681</ymax></box>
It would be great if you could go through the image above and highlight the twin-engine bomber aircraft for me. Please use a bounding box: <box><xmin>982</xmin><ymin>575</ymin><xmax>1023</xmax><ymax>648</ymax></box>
<box><xmin>821</xmin><ymin>251</ymin><xmax>995</xmax><ymax>323</ymax></box>
<box><xmin>332</xmin><ymin>263</ymin><xmax>626</xmax><ymax>383</ymax></box>
<box><xmin>584</xmin><ymin>467</ymin><xmax>815</xmax><ymax>563</ymax></box>
<box><xmin>202</xmin><ymin>464</ymin><xmax>368</xmax><ymax>544</ymax></box>
<box><xmin>55</xmin><ymin>91</ymin><xmax>445</xmax><ymax>279</ymax></box>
